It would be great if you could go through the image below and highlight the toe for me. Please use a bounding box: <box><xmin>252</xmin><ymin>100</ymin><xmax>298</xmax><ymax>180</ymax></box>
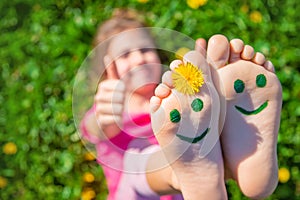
<box><xmin>195</xmin><ymin>38</ymin><xmax>207</xmax><ymax>57</ymax></box>
<box><xmin>264</xmin><ymin>60</ymin><xmax>276</xmax><ymax>73</ymax></box>
<box><xmin>229</xmin><ymin>39</ymin><xmax>244</xmax><ymax>62</ymax></box>
<box><xmin>207</xmin><ymin>34</ymin><xmax>230</xmax><ymax>69</ymax></box>
<box><xmin>183</xmin><ymin>50</ymin><xmax>209</xmax><ymax>75</ymax></box>
<box><xmin>154</xmin><ymin>83</ymin><xmax>171</xmax><ymax>98</ymax></box>
<box><xmin>252</xmin><ymin>52</ymin><xmax>266</xmax><ymax>65</ymax></box>
<box><xmin>241</xmin><ymin>45</ymin><xmax>255</xmax><ymax>60</ymax></box>
<box><xmin>170</xmin><ymin>60</ymin><xmax>183</xmax><ymax>71</ymax></box>
<box><xmin>150</xmin><ymin>96</ymin><xmax>161</xmax><ymax>113</ymax></box>
<box><xmin>162</xmin><ymin>71</ymin><xmax>174</xmax><ymax>88</ymax></box>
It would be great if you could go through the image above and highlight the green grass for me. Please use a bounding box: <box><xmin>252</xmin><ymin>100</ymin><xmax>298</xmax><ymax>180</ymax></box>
<box><xmin>0</xmin><ymin>0</ymin><xmax>299</xmax><ymax>199</ymax></box>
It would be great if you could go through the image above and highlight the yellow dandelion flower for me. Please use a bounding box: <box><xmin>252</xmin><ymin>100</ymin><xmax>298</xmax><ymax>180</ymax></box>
<box><xmin>3</xmin><ymin>142</ymin><xmax>17</xmax><ymax>155</ymax></box>
<box><xmin>278</xmin><ymin>167</ymin><xmax>290</xmax><ymax>183</ymax></box>
<box><xmin>0</xmin><ymin>176</ymin><xmax>7</xmax><ymax>188</ymax></box>
<box><xmin>81</xmin><ymin>187</ymin><xmax>96</xmax><ymax>200</ymax></box>
<box><xmin>240</xmin><ymin>4</ymin><xmax>249</xmax><ymax>13</ymax></box>
<box><xmin>83</xmin><ymin>172</ymin><xmax>95</xmax><ymax>183</ymax></box>
<box><xmin>137</xmin><ymin>0</ymin><xmax>149</xmax><ymax>3</ymax></box>
<box><xmin>172</xmin><ymin>62</ymin><xmax>205</xmax><ymax>95</ymax></box>
<box><xmin>187</xmin><ymin>0</ymin><xmax>208</xmax><ymax>9</ymax></box>
<box><xmin>175</xmin><ymin>47</ymin><xmax>190</xmax><ymax>60</ymax></box>
<box><xmin>250</xmin><ymin>11</ymin><xmax>262</xmax><ymax>23</ymax></box>
<box><xmin>84</xmin><ymin>152</ymin><xmax>96</xmax><ymax>161</ymax></box>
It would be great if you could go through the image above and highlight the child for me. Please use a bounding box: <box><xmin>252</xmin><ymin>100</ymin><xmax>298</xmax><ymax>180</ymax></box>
<box><xmin>80</xmin><ymin>9</ymin><xmax>185</xmax><ymax>199</ymax></box>
<box><xmin>80</xmin><ymin>8</ymin><xmax>281</xmax><ymax>200</ymax></box>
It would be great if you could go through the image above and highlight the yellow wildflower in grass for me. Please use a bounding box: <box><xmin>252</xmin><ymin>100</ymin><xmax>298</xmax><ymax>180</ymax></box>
<box><xmin>81</xmin><ymin>187</ymin><xmax>96</xmax><ymax>200</ymax></box>
<box><xmin>83</xmin><ymin>172</ymin><xmax>95</xmax><ymax>183</ymax></box>
<box><xmin>3</xmin><ymin>142</ymin><xmax>17</xmax><ymax>155</ymax></box>
<box><xmin>250</xmin><ymin>11</ymin><xmax>263</xmax><ymax>23</ymax></box>
<box><xmin>0</xmin><ymin>176</ymin><xmax>7</xmax><ymax>188</ymax></box>
<box><xmin>240</xmin><ymin>4</ymin><xmax>249</xmax><ymax>13</ymax></box>
<box><xmin>278</xmin><ymin>167</ymin><xmax>290</xmax><ymax>183</ymax></box>
<box><xmin>137</xmin><ymin>0</ymin><xmax>149</xmax><ymax>3</ymax></box>
<box><xmin>187</xmin><ymin>0</ymin><xmax>208</xmax><ymax>9</ymax></box>
<box><xmin>172</xmin><ymin>62</ymin><xmax>205</xmax><ymax>95</ymax></box>
<box><xmin>84</xmin><ymin>152</ymin><xmax>96</xmax><ymax>161</ymax></box>
<box><xmin>175</xmin><ymin>47</ymin><xmax>190</xmax><ymax>60</ymax></box>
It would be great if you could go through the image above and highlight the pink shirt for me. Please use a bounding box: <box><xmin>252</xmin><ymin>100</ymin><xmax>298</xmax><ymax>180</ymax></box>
<box><xmin>80</xmin><ymin>107</ymin><xmax>183</xmax><ymax>200</ymax></box>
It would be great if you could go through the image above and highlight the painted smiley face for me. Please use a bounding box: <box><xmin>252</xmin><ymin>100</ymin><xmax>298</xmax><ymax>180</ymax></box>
<box><xmin>170</xmin><ymin>98</ymin><xmax>210</xmax><ymax>143</ymax></box>
<box><xmin>234</xmin><ymin>74</ymin><xmax>268</xmax><ymax>115</ymax></box>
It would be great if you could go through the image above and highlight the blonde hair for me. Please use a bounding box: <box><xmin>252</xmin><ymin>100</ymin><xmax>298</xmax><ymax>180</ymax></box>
<box><xmin>89</xmin><ymin>8</ymin><xmax>149</xmax><ymax>85</ymax></box>
<box><xmin>92</xmin><ymin>8</ymin><xmax>146</xmax><ymax>47</ymax></box>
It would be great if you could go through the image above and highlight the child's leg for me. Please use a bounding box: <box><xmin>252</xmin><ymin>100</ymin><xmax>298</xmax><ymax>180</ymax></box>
<box><xmin>207</xmin><ymin>35</ymin><xmax>282</xmax><ymax>199</ymax></box>
<box><xmin>150</xmin><ymin>51</ymin><xmax>227</xmax><ymax>199</ymax></box>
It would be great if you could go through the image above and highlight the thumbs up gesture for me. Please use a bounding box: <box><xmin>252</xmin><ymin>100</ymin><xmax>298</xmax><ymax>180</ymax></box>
<box><xmin>94</xmin><ymin>55</ymin><xmax>126</xmax><ymax>137</ymax></box>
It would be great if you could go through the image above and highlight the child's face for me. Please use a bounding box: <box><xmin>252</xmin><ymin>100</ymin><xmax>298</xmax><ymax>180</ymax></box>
<box><xmin>107</xmin><ymin>29</ymin><xmax>162</xmax><ymax>95</ymax></box>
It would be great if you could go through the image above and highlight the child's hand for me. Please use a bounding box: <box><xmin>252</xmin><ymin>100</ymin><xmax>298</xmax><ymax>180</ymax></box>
<box><xmin>94</xmin><ymin>56</ymin><xmax>125</xmax><ymax>137</ymax></box>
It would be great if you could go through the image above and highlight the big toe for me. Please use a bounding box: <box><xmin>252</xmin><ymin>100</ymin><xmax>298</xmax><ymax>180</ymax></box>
<box><xmin>207</xmin><ymin>34</ymin><xmax>230</xmax><ymax>69</ymax></box>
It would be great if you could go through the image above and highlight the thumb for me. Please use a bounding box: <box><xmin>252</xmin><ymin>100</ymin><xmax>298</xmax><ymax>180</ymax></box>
<box><xmin>104</xmin><ymin>55</ymin><xmax>120</xmax><ymax>80</ymax></box>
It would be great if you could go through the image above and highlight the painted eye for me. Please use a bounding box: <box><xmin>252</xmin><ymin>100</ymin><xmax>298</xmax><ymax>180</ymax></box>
<box><xmin>191</xmin><ymin>98</ymin><xmax>203</xmax><ymax>112</ymax></box>
<box><xmin>234</xmin><ymin>79</ymin><xmax>245</xmax><ymax>93</ymax></box>
<box><xmin>170</xmin><ymin>109</ymin><xmax>181</xmax><ymax>123</ymax></box>
<box><xmin>256</xmin><ymin>74</ymin><xmax>267</xmax><ymax>88</ymax></box>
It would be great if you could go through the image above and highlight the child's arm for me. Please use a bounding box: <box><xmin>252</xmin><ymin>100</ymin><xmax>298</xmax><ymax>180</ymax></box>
<box><xmin>82</xmin><ymin>59</ymin><xmax>125</xmax><ymax>140</ymax></box>
<box><xmin>146</xmin><ymin>150</ymin><xmax>181</xmax><ymax>195</ymax></box>
<box><xmin>119</xmin><ymin>146</ymin><xmax>181</xmax><ymax>198</ymax></box>
<box><xmin>81</xmin><ymin>108</ymin><xmax>121</xmax><ymax>140</ymax></box>
<box><xmin>82</xmin><ymin>78</ymin><xmax>125</xmax><ymax>139</ymax></box>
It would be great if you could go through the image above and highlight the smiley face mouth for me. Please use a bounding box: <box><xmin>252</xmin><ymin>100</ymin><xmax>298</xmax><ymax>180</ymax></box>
<box><xmin>235</xmin><ymin>100</ymin><xmax>268</xmax><ymax>115</ymax></box>
<box><xmin>176</xmin><ymin>127</ymin><xmax>210</xmax><ymax>143</ymax></box>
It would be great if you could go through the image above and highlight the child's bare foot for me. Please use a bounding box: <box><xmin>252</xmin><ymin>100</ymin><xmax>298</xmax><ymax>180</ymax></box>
<box><xmin>207</xmin><ymin>35</ymin><xmax>282</xmax><ymax>199</ymax></box>
<box><xmin>150</xmin><ymin>51</ymin><xmax>227</xmax><ymax>199</ymax></box>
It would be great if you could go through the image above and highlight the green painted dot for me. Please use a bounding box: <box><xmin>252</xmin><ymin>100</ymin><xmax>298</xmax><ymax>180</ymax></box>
<box><xmin>170</xmin><ymin>109</ymin><xmax>181</xmax><ymax>123</ymax></box>
<box><xmin>191</xmin><ymin>98</ymin><xmax>204</xmax><ymax>112</ymax></box>
<box><xmin>234</xmin><ymin>79</ymin><xmax>245</xmax><ymax>93</ymax></box>
<box><xmin>256</xmin><ymin>74</ymin><xmax>267</xmax><ymax>88</ymax></box>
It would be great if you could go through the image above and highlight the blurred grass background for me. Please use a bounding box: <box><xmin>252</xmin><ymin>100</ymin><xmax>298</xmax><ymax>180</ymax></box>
<box><xmin>0</xmin><ymin>0</ymin><xmax>299</xmax><ymax>199</ymax></box>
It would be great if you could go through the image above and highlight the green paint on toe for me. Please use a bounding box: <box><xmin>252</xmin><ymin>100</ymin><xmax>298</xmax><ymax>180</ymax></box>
<box><xmin>234</xmin><ymin>79</ymin><xmax>245</xmax><ymax>93</ymax></box>
<box><xmin>191</xmin><ymin>98</ymin><xmax>203</xmax><ymax>112</ymax></box>
<box><xmin>256</xmin><ymin>74</ymin><xmax>267</xmax><ymax>88</ymax></box>
<box><xmin>170</xmin><ymin>109</ymin><xmax>181</xmax><ymax>123</ymax></box>
<box><xmin>176</xmin><ymin>128</ymin><xmax>210</xmax><ymax>143</ymax></box>
<box><xmin>235</xmin><ymin>100</ymin><xmax>268</xmax><ymax>115</ymax></box>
